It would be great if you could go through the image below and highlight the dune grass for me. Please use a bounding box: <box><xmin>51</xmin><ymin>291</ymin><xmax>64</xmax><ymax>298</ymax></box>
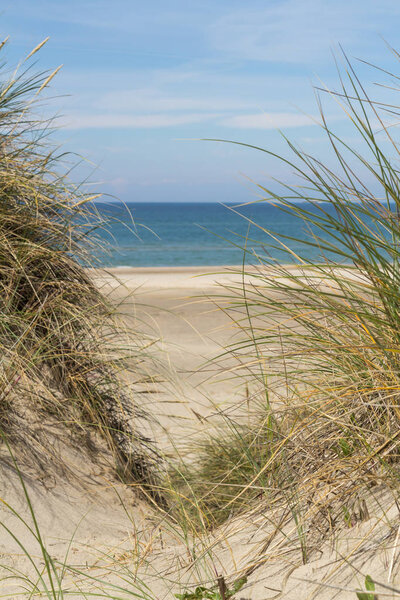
<box><xmin>167</xmin><ymin>48</ymin><xmax>400</xmax><ymax>576</ymax></box>
<box><xmin>4</xmin><ymin>36</ymin><xmax>400</xmax><ymax>599</ymax></box>
<box><xmin>0</xmin><ymin>39</ymin><xmax>162</xmax><ymax>497</ymax></box>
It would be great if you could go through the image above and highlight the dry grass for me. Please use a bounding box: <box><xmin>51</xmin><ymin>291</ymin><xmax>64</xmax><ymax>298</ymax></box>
<box><xmin>0</xmin><ymin>39</ymin><xmax>162</xmax><ymax>499</ymax></box>
<box><xmin>168</xmin><ymin>48</ymin><xmax>400</xmax><ymax>576</ymax></box>
<box><xmin>3</xmin><ymin>37</ymin><xmax>400</xmax><ymax>598</ymax></box>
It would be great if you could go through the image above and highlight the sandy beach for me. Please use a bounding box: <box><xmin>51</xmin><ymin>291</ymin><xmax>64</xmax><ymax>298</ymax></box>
<box><xmin>93</xmin><ymin>265</ymin><xmax>261</xmax><ymax>449</ymax></box>
<box><xmin>1</xmin><ymin>18</ymin><xmax>398</xmax><ymax>596</ymax></box>
<box><xmin>0</xmin><ymin>264</ymin><xmax>396</xmax><ymax>599</ymax></box>
<box><xmin>89</xmin><ymin>263</ymin><xmax>365</xmax><ymax>450</ymax></box>
<box><xmin>0</xmin><ymin>265</ymin><xmax>266</xmax><ymax>596</ymax></box>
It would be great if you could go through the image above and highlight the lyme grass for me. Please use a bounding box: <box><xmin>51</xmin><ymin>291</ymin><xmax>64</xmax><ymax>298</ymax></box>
<box><xmin>0</xmin><ymin>38</ymin><xmax>249</xmax><ymax>599</ymax></box>
<box><xmin>169</xmin><ymin>47</ymin><xmax>400</xmax><ymax>575</ymax></box>
<box><xmin>168</xmin><ymin>415</ymin><xmax>280</xmax><ymax>529</ymax></box>
<box><xmin>0</xmin><ymin>39</ymin><xmax>248</xmax><ymax>599</ymax></box>
<box><xmin>0</xmin><ymin>39</ymin><xmax>161</xmax><ymax>497</ymax></box>
<box><xmin>5</xmin><ymin>35</ymin><xmax>400</xmax><ymax>598</ymax></box>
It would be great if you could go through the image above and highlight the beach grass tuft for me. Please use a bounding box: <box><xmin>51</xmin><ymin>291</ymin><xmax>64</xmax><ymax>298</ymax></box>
<box><xmin>4</xmin><ymin>38</ymin><xmax>400</xmax><ymax>598</ymax></box>
<box><xmin>168</xmin><ymin>48</ymin><xmax>400</xmax><ymax>574</ymax></box>
<box><xmin>0</xmin><ymin>40</ymin><xmax>161</xmax><ymax>498</ymax></box>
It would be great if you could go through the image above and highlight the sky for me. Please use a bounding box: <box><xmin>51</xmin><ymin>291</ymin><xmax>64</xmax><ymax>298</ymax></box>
<box><xmin>1</xmin><ymin>0</ymin><xmax>400</xmax><ymax>202</ymax></box>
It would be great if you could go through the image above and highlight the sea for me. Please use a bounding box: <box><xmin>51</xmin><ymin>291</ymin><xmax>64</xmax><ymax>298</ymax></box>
<box><xmin>90</xmin><ymin>201</ymin><xmax>343</xmax><ymax>268</ymax></box>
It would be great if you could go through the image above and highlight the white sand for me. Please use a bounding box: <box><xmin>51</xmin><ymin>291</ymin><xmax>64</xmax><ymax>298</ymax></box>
<box><xmin>0</xmin><ymin>265</ymin><xmax>397</xmax><ymax>599</ymax></box>
<box><xmin>93</xmin><ymin>266</ymin><xmax>261</xmax><ymax>450</ymax></box>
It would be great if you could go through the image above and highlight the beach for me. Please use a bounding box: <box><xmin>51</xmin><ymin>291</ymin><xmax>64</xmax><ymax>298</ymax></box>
<box><xmin>91</xmin><ymin>264</ymin><xmax>364</xmax><ymax>449</ymax></box>
<box><xmin>92</xmin><ymin>265</ymin><xmax>261</xmax><ymax>449</ymax></box>
<box><xmin>0</xmin><ymin>263</ymin><xmax>397</xmax><ymax>599</ymax></box>
<box><xmin>1</xmin><ymin>23</ymin><xmax>399</xmax><ymax>597</ymax></box>
<box><xmin>0</xmin><ymin>265</ymin><xmax>266</xmax><ymax>597</ymax></box>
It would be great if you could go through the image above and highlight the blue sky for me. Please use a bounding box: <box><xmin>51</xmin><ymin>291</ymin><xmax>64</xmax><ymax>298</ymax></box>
<box><xmin>1</xmin><ymin>0</ymin><xmax>400</xmax><ymax>202</ymax></box>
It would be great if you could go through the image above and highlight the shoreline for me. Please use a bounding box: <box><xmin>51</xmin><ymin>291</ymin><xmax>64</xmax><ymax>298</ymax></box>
<box><xmin>89</xmin><ymin>264</ymin><xmax>258</xmax><ymax>290</ymax></box>
<box><xmin>91</xmin><ymin>264</ymin><xmax>250</xmax><ymax>274</ymax></box>
<box><xmin>90</xmin><ymin>261</ymin><xmax>354</xmax><ymax>274</ymax></box>
<box><xmin>100</xmin><ymin>265</ymin><xmax>242</xmax><ymax>274</ymax></box>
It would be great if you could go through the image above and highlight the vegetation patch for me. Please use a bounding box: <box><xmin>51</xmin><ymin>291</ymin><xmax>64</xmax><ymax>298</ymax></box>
<box><xmin>0</xmin><ymin>40</ymin><xmax>161</xmax><ymax>499</ymax></box>
<box><xmin>169</xmin><ymin>49</ymin><xmax>400</xmax><ymax>569</ymax></box>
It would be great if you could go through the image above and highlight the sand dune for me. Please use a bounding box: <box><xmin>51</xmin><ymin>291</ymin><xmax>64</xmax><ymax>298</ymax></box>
<box><xmin>0</xmin><ymin>265</ymin><xmax>395</xmax><ymax>599</ymax></box>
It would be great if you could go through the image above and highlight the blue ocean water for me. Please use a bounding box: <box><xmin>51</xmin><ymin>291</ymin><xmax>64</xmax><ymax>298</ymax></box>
<box><xmin>91</xmin><ymin>201</ymin><xmax>340</xmax><ymax>267</ymax></box>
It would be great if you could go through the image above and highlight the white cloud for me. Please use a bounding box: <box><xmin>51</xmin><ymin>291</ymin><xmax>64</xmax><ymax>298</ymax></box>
<box><xmin>221</xmin><ymin>112</ymin><xmax>317</xmax><ymax>129</ymax></box>
<box><xmin>62</xmin><ymin>112</ymin><xmax>219</xmax><ymax>130</ymax></box>
<box><xmin>53</xmin><ymin>67</ymin><xmax>322</xmax><ymax>133</ymax></box>
<box><xmin>209</xmin><ymin>0</ymin><xmax>400</xmax><ymax>64</ymax></box>
<box><xmin>94</xmin><ymin>89</ymin><xmax>256</xmax><ymax>113</ymax></box>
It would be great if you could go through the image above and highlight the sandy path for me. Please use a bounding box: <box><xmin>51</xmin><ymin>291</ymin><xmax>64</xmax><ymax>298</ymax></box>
<box><xmin>92</xmin><ymin>266</ymin><xmax>258</xmax><ymax>450</ymax></box>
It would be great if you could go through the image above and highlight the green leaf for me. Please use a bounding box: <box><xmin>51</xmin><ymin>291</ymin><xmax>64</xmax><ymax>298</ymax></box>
<box><xmin>365</xmin><ymin>575</ymin><xmax>375</xmax><ymax>592</ymax></box>
<box><xmin>176</xmin><ymin>577</ymin><xmax>247</xmax><ymax>600</ymax></box>
<box><xmin>343</xmin><ymin>506</ymin><xmax>352</xmax><ymax>526</ymax></box>
<box><xmin>228</xmin><ymin>576</ymin><xmax>247</xmax><ymax>596</ymax></box>
<box><xmin>356</xmin><ymin>576</ymin><xmax>376</xmax><ymax>600</ymax></box>
<box><xmin>339</xmin><ymin>438</ymin><xmax>351</xmax><ymax>456</ymax></box>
